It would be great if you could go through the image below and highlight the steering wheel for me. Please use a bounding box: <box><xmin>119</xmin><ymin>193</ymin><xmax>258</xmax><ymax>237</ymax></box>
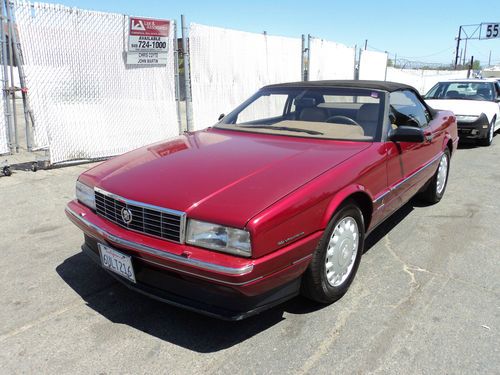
<box><xmin>325</xmin><ymin>115</ymin><xmax>360</xmax><ymax>126</ymax></box>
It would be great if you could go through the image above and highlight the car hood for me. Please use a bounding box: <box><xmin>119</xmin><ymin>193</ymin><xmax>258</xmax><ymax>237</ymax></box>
<box><xmin>425</xmin><ymin>99</ymin><xmax>498</xmax><ymax>120</ymax></box>
<box><xmin>81</xmin><ymin>128</ymin><xmax>371</xmax><ymax>228</ymax></box>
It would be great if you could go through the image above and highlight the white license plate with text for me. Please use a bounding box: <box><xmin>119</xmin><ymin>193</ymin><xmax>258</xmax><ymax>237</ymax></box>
<box><xmin>98</xmin><ymin>243</ymin><xmax>136</xmax><ymax>283</ymax></box>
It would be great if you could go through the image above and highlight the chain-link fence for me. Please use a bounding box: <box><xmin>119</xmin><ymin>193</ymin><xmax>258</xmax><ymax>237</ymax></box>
<box><xmin>0</xmin><ymin>2</ymin><xmax>10</xmax><ymax>155</ymax></box>
<box><xmin>14</xmin><ymin>1</ymin><xmax>178</xmax><ymax>164</ymax></box>
<box><xmin>386</xmin><ymin>67</ymin><xmax>469</xmax><ymax>94</ymax></box>
<box><xmin>308</xmin><ymin>37</ymin><xmax>355</xmax><ymax>80</ymax></box>
<box><xmin>189</xmin><ymin>23</ymin><xmax>302</xmax><ymax>131</ymax></box>
<box><xmin>359</xmin><ymin>50</ymin><xmax>388</xmax><ymax>80</ymax></box>
<box><xmin>0</xmin><ymin>59</ymin><xmax>8</xmax><ymax>155</ymax></box>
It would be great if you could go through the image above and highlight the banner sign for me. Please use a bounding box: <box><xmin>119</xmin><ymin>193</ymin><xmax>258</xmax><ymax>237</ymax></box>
<box><xmin>127</xmin><ymin>17</ymin><xmax>170</xmax><ymax>65</ymax></box>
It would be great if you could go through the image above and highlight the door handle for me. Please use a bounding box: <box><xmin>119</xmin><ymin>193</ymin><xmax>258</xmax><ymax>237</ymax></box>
<box><xmin>425</xmin><ymin>133</ymin><xmax>434</xmax><ymax>142</ymax></box>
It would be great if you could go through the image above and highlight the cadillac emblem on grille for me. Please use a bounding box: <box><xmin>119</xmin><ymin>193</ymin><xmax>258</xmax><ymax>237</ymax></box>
<box><xmin>94</xmin><ymin>188</ymin><xmax>185</xmax><ymax>243</ymax></box>
<box><xmin>121</xmin><ymin>207</ymin><xmax>133</xmax><ymax>224</ymax></box>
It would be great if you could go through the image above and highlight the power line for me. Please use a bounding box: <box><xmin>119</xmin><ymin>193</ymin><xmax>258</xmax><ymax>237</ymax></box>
<box><xmin>397</xmin><ymin>47</ymin><xmax>455</xmax><ymax>60</ymax></box>
<box><xmin>367</xmin><ymin>44</ymin><xmax>455</xmax><ymax>62</ymax></box>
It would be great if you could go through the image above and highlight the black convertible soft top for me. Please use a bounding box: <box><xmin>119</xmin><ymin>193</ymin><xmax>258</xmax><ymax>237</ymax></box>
<box><xmin>264</xmin><ymin>80</ymin><xmax>417</xmax><ymax>93</ymax></box>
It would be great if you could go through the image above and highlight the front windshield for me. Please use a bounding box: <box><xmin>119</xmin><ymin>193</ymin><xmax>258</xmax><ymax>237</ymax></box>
<box><xmin>216</xmin><ymin>87</ymin><xmax>385</xmax><ymax>141</ymax></box>
<box><xmin>425</xmin><ymin>81</ymin><xmax>495</xmax><ymax>101</ymax></box>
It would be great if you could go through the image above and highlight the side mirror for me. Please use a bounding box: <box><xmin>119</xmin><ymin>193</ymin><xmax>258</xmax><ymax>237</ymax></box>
<box><xmin>218</xmin><ymin>113</ymin><xmax>225</xmax><ymax>121</ymax></box>
<box><xmin>389</xmin><ymin>126</ymin><xmax>425</xmax><ymax>143</ymax></box>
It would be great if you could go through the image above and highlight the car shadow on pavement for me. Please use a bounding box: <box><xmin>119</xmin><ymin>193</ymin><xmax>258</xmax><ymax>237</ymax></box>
<box><xmin>56</xmin><ymin>252</ymin><xmax>322</xmax><ymax>353</ymax></box>
<box><xmin>457</xmin><ymin>140</ymin><xmax>480</xmax><ymax>149</ymax></box>
<box><xmin>56</xmin><ymin>199</ymin><xmax>421</xmax><ymax>353</ymax></box>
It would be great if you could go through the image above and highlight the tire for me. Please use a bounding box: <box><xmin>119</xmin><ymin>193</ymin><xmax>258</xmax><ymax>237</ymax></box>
<box><xmin>301</xmin><ymin>201</ymin><xmax>365</xmax><ymax>304</ymax></box>
<box><xmin>2</xmin><ymin>166</ymin><xmax>12</xmax><ymax>176</ymax></box>
<box><xmin>419</xmin><ymin>149</ymin><xmax>450</xmax><ymax>204</ymax></box>
<box><xmin>479</xmin><ymin>118</ymin><xmax>495</xmax><ymax>146</ymax></box>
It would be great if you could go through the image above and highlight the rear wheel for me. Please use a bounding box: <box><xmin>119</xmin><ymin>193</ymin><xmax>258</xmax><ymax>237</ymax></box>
<box><xmin>479</xmin><ymin>118</ymin><xmax>495</xmax><ymax>146</ymax></box>
<box><xmin>419</xmin><ymin>149</ymin><xmax>450</xmax><ymax>204</ymax></box>
<box><xmin>301</xmin><ymin>202</ymin><xmax>364</xmax><ymax>304</ymax></box>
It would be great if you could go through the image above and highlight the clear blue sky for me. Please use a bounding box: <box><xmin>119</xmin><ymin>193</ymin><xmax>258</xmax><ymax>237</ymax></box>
<box><xmin>44</xmin><ymin>0</ymin><xmax>500</xmax><ymax>66</ymax></box>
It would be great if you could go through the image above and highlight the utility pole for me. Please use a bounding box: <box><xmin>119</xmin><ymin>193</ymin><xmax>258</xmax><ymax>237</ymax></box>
<box><xmin>488</xmin><ymin>50</ymin><xmax>491</xmax><ymax>67</ymax></box>
<box><xmin>467</xmin><ymin>56</ymin><xmax>474</xmax><ymax>78</ymax></box>
<box><xmin>462</xmin><ymin>38</ymin><xmax>468</xmax><ymax>66</ymax></box>
<box><xmin>364</xmin><ymin>39</ymin><xmax>367</xmax><ymax>50</ymax></box>
<box><xmin>454</xmin><ymin>26</ymin><xmax>461</xmax><ymax>69</ymax></box>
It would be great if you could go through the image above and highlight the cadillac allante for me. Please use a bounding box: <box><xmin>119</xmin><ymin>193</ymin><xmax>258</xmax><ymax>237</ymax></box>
<box><xmin>66</xmin><ymin>81</ymin><xmax>458</xmax><ymax>320</ymax></box>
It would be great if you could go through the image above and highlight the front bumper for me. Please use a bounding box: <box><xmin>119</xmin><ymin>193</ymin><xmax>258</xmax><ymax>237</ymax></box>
<box><xmin>457</xmin><ymin>114</ymin><xmax>490</xmax><ymax>139</ymax></box>
<box><xmin>65</xmin><ymin>200</ymin><xmax>321</xmax><ymax>319</ymax></box>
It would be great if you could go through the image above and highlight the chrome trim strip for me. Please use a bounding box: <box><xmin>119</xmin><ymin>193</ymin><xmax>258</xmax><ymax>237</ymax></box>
<box><xmin>373</xmin><ymin>190</ymin><xmax>390</xmax><ymax>205</ymax></box>
<box><xmin>94</xmin><ymin>187</ymin><xmax>187</xmax><ymax>244</ymax></box>
<box><xmin>292</xmin><ymin>254</ymin><xmax>313</xmax><ymax>265</ymax></box>
<box><xmin>66</xmin><ymin>206</ymin><xmax>254</xmax><ymax>277</ymax></box>
<box><xmin>372</xmin><ymin>152</ymin><xmax>443</xmax><ymax>205</ymax></box>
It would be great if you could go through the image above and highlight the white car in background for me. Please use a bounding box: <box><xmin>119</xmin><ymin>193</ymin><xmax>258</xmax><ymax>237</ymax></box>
<box><xmin>424</xmin><ymin>79</ymin><xmax>500</xmax><ymax>146</ymax></box>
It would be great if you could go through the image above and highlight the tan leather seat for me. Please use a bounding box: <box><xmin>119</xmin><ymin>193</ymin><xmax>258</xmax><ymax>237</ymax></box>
<box><xmin>356</xmin><ymin>103</ymin><xmax>379</xmax><ymax>136</ymax></box>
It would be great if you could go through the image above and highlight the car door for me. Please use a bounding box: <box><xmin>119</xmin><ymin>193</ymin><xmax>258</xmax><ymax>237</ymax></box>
<box><xmin>383</xmin><ymin>90</ymin><xmax>443</xmax><ymax>216</ymax></box>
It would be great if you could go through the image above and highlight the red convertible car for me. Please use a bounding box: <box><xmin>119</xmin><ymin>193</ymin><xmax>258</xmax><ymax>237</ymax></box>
<box><xmin>66</xmin><ymin>81</ymin><xmax>458</xmax><ymax>320</ymax></box>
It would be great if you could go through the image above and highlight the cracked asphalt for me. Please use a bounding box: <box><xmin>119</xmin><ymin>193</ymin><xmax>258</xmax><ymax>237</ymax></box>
<box><xmin>1</xmin><ymin>139</ymin><xmax>499</xmax><ymax>374</ymax></box>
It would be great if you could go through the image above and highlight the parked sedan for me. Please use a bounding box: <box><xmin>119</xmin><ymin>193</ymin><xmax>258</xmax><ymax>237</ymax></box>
<box><xmin>425</xmin><ymin>78</ymin><xmax>500</xmax><ymax>146</ymax></box>
<box><xmin>66</xmin><ymin>80</ymin><xmax>458</xmax><ymax>320</ymax></box>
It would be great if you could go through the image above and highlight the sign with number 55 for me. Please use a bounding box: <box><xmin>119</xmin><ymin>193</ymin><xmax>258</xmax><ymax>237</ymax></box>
<box><xmin>480</xmin><ymin>23</ymin><xmax>500</xmax><ymax>39</ymax></box>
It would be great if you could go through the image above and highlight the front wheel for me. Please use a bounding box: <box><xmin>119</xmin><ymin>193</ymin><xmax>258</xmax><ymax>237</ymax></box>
<box><xmin>419</xmin><ymin>149</ymin><xmax>450</xmax><ymax>204</ymax></box>
<box><xmin>301</xmin><ymin>202</ymin><xmax>364</xmax><ymax>304</ymax></box>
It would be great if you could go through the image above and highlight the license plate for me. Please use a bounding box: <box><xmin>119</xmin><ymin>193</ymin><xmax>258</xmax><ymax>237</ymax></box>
<box><xmin>98</xmin><ymin>243</ymin><xmax>136</xmax><ymax>283</ymax></box>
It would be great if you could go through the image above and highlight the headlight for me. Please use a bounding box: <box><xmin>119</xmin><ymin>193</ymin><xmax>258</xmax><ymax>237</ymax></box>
<box><xmin>455</xmin><ymin>115</ymin><xmax>479</xmax><ymax>122</ymax></box>
<box><xmin>76</xmin><ymin>180</ymin><xmax>96</xmax><ymax>210</ymax></box>
<box><xmin>186</xmin><ymin>219</ymin><xmax>251</xmax><ymax>257</ymax></box>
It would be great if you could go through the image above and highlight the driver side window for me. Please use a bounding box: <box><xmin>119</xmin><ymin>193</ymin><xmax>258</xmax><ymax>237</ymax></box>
<box><xmin>389</xmin><ymin>90</ymin><xmax>429</xmax><ymax>127</ymax></box>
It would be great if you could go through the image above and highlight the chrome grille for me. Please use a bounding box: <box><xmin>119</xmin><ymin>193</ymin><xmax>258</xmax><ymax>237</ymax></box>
<box><xmin>94</xmin><ymin>188</ymin><xmax>185</xmax><ymax>243</ymax></box>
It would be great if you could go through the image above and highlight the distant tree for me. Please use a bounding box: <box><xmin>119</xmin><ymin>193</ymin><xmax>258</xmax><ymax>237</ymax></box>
<box><xmin>472</xmin><ymin>60</ymin><xmax>481</xmax><ymax>70</ymax></box>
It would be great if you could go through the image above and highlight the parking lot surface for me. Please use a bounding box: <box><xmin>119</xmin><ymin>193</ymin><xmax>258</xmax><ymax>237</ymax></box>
<box><xmin>1</xmin><ymin>140</ymin><xmax>499</xmax><ymax>374</ymax></box>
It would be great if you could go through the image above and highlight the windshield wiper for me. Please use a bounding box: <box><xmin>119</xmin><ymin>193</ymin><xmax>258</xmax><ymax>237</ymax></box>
<box><xmin>237</xmin><ymin>125</ymin><xmax>324</xmax><ymax>135</ymax></box>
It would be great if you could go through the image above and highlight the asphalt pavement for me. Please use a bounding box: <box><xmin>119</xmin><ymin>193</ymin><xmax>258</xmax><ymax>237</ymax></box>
<box><xmin>0</xmin><ymin>138</ymin><xmax>499</xmax><ymax>374</ymax></box>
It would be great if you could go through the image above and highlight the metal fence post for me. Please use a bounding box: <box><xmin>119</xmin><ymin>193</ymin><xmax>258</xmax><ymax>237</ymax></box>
<box><xmin>0</xmin><ymin>1</ymin><xmax>13</xmax><ymax>154</ymax></box>
<box><xmin>384</xmin><ymin>53</ymin><xmax>388</xmax><ymax>81</ymax></box>
<box><xmin>306</xmin><ymin>34</ymin><xmax>311</xmax><ymax>81</ymax></box>
<box><xmin>8</xmin><ymin>0</ymin><xmax>33</xmax><ymax>151</ymax></box>
<box><xmin>356</xmin><ymin>47</ymin><xmax>362</xmax><ymax>80</ymax></box>
<box><xmin>353</xmin><ymin>44</ymin><xmax>357</xmax><ymax>79</ymax></box>
<box><xmin>5</xmin><ymin>0</ymin><xmax>17</xmax><ymax>152</ymax></box>
<box><xmin>300</xmin><ymin>34</ymin><xmax>305</xmax><ymax>81</ymax></box>
<box><xmin>181</xmin><ymin>14</ymin><xmax>193</xmax><ymax>132</ymax></box>
<box><xmin>173</xmin><ymin>20</ymin><xmax>182</xmax><ymax>134</ymax></box>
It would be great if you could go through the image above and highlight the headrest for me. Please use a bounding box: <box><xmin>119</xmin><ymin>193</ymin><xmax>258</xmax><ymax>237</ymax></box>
<box><xmin>445</xmin><ymin>90</ymin><xmax>460</xmax><ymax>99</ymax></box>
<box><xmin>294</xmin><ymin>97</ymin><xmax>317</xmax><ymax>108</ymax></box>
<box><xmin>357</xmin><ymin>103</ymin><xmax>379</xmax><ymax>122</ymax></box>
